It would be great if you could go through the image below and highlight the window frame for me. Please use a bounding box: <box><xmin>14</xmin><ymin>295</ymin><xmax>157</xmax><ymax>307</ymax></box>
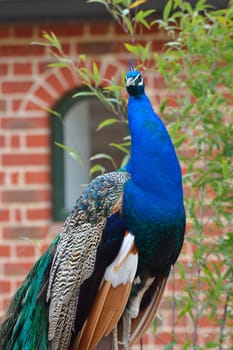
<box><xmin>51</xmin><ymin>88</ymin><xmax>80</xmax><ymax>221</ymax></box>
<box><xmin>51</xmin><ymin>87</ymin><xmax>127</xmax><ymax>222</ymax></box>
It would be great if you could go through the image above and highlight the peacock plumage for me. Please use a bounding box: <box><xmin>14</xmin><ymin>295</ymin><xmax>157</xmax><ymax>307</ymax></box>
<box><xmin>0</xmin><ymin>65</ymin><xmax>185</xmax><ymax>350</ymax></box>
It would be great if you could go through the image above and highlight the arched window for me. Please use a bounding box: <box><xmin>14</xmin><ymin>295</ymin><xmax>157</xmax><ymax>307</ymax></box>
<box><xmin>51</xmin><ymin>89</ymin><xmax>127</xmax><ymax>221</ymax></box>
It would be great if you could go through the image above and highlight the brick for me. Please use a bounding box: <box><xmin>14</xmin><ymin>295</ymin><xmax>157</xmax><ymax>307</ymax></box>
<box><xmin>13</xmin><ymin>63</ymin><xmax>32</xmax><ymax>75</ymax></box>
<box><xmin>53</xmin><ymin>43</ymin><xmax>71</xmax><ymax>56</ymax></box>
<box><xmin>27</xmin><ymin>208</ymin><xmax>51</xmax><ymax>220</ymax></box>
<box><xmin>114</xmin><ymin>23</ymin><xmax>128</xmax><ymax>36</ymax></box>
<box><xmin>26</xmin><ymin>134</ymin><xmax>50</xmax><ymax>147</ymax></box>
<box><xmin>47</xmin><ymin>74</ymin><xmax>66</xmax><ymax>96</ymax></box>
<box><xmin>14</xmin><ymin>208</ymin><xmax>22</xmax><ymax>221</ymax></box>
<box><xmin>3</xmin><ymin>226</ymin><xmax>48</xmax><ymax>239</ymax></box>
<box><xmin>24</xmin><ymin>100</ymin><xmax>43</xmax><ymax>111</ymax></box>
<box><xmin>0</xmin><ymin>99</ymin><xmax>7</xmax><ymax>112</ymax></box>
<box><xmin>153</xmin><ymin>76</ymin><xmax>167</xmax><ymax>89</ymax></box>
<box><xmin>37</xmin><ymin>62</ymin><xmax>47</xmax><ymax>74</ymax></box>
<box><xmin>0</xmin><ymin>135</ymin><xmax>6</xmax><ymax>147</ymax></box>
<box><xmin>0</xmin><ymin>172</ymin><xmax>5</xmax><ymax>184</ymax></box>
<box><xmin>0</xmin><ymin>245</ymin><xmax>10</xmax><ymax>257</ymax></box>
<box><xmin>15</xmin><ymin>279</ymin><xmax>24</xmax><ymax>289</ymax></box>
<box><xmin>88</xmin><ymin>22</ymin><xmax>111</xmax><ymax>35</ymax></box>
<box><xmin>135</xmin><ymin>23</ymin><xmax>158</xmax><ymax>36</ymax></box>
<box><xmin>79</xmin><ymin>42</ymin><xmax>116</xmax><ymax>56</ymax></box>
<box><xmin>60</xmin><ymin>67</ymin><xmax>77</xmax><ymax>89</ymax></box>
<box><xmin>25</xmin><ymin>170</ymin><xmax>50</xmax><ymax>184</ymax></box>
<box><xmin>4</xmin><ymin>262</ymin><xmax>33</xmax><ymax>276</ymax></box>
<box><xmin>203</xmin><ymin>222</ymin><xmax>221</xmax><ymax>237</ymax></box>
<box><xmin>2</xmin><ymin>189</ymin><xmax>50</xmax><ymax>203</ymax></box>
<box><xmin>166</xmin><ymin>278</ymin><xmax>186</xmax><ymax>291</ymax></box>
<box><xmin>2</xmin><ymin>81</ymin><xmax>33</xmax><ymax>94</ymax></box>
<box><xmin>34</xmin><ymin>86</ymin><xmax>55</xmax><ymax>105</ymax></box>
<box><xmin>0</xmin><ymin>281</ymin><xmax>11</xmax><ymax>294</ymax></box>
<box><xmin>0</xmin><ymin>63</ymin><xmax>8</xmax><ymax>75</ymax></box>
<box><xmin>16</xmin><ymin>245</ymin><xmax>36</xmax><ymax>257</ymax></box>
<box><xmin>13</xmin><ymin>25</ymin><xmax>33</xmax><ymax>38</ymax></box>
<box><xmin>10</xmin><ymin>172</ymin><xmax>20</xmax><ymax>184</ymax></box>
<box><xmin>152</xmin><ymin>40</ymin><xmax>166</xmax><ymax>51</ymax></box>
<box><xmin>0</xmin><ymin>45</ymin><xmax>44</xmax><ymax>57</ymax></box>
<box><xmin>10</xmin><ymin>135</ymin><xmax>20</xmax><ymax>148</ymax></box>
<box><xmin>0</xmin><ymin>27</ymin><xmax>10</xmax><ymax>38</ymax></box>
<box><xmin>40</xmin><ymin>243</ymin><xmax>50</xmax><ymax>253</ymax></box>
<box><xmin>1</xmin><ymin>116</ymin><xmax>49</xmax><ymax>129</ymax></box>
<box><xmin>198</xmin><ymin>316</ymin><xmax>219</xmax><ymax>328</ymax></box>
<box><xmin>0</xmin><ymin>209</ymin><xmax>10</xmax><ymax>221</ymax></box>
<box><xmin>154</xmin><ymin>332</ymin><xmax>173</xmax><ymax>344</ymax></box>
<box><xmin>2</xmin><ymin>153</ymin><xmax>50</xmax><ymax>166</ymax></box>
<box><xmin>39</xmin><ymin>23</ymin><xmax>84</xmax><ymax>37</ymax></box>
<box><xmin>114</xmin><ymin>42</ymin><xmax>128</xmax><ymax>55</ymax></box>
<box><xmin>11</xmin><ymin>99</ymin><xmax>22</xmax><ymax>111</ymax></box>
<box><xmin>104</xmin><ymin>64</ymin><xmax>118</xmax><ymax>80</ymax></box>
<box><xmin>166</xmin><ymin>95</ymin><xmax>180</xmax><ymax>108</ymax></box>
<box><xmin>2</xmin><ymin>297</ymin><xmax>11</xmax><ymax>310</ymax></box>
<box><xmin>196</xmin><ymin>205</ymin><xmax>216</xmax><ymax>217</ymax></box>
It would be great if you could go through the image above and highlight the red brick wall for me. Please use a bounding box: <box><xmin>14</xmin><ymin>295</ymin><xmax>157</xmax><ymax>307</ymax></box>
<box><xmin>0</xmin><ymin>20</ymin><xmax>223</xmax><ymax>348</ymax></box>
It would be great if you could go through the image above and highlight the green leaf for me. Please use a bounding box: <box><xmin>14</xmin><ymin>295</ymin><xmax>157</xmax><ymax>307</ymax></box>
<box><xmin>54</xmin><ymin>142</ymin><xmax>83</xmax><ymax>165</ymax></box>
<box><xmin>124</xmin><ymin>43</ymin><xmax>140</xmax><ymax>56</ymax></box>
<box><xmin>47</xmin><ymin>62</ymin><xmax>69</xmax><ymax>68</ymax></box>
<box><xmin>43</xmin><ymin>31</ymin><xmax>62</xmax><ymax>51</ymax></box>
<box><xmin>31</xmin><ymin>41</ymin><xmax>53</xmax><ymax>47</ymax></box>
<box><xmin>134</xmin><ymin>10</ymin><xmax>155</xmax><ymax>29</ymax></box>
<box><xmin>43</xmin><ymin>107</ymin><xmax>62</xmax><ymax>120</ymax></box>
<box><xmin>152</xmin><ymin>317</ymin><xmax>158</xmax><ymax>333</ymax></box>
<box><xmin>87</xmin><ymin>0</ymin><xmax>106</xmax><ymax>3</ymax></box>
<box><xmin>103</xmin><ymin>85</ymin><xmax>122</xmax><ymax>92</ymax></box>
<box><xmin>120</xmin><ymin>154</ymin><xmax>130</xmax><ymax>167</ymax></box>
<box><xmin>176</xmin><ymin>261</ymin><xmax>186</xmax><ymax>280</ymax></box>
<box><xmin>110</xmin><ymin>142</ymin><xmax>129</xmax><ymax>154</ymax></box>
<box><xmin>92</xmin><ymin>62</ymin><xmax>101</xmax><ymax>85</ymax></box>
<box><xmin>206</xmin><ymin>341</ymin><xmax>219</xmax><ymax>348</ymax></box>
<box><xmin>141</xmin><ymin>42</ymin><xmax>151</xmax><ymax>61</ymax></box>
<box><xmin>174</xmin><ymin>134</ymin><xmax>186</xmax><ymax>148</ymax></box>
<box><xmin>159</xmin><ymin>98</ymin><xmax>167</xmax><ymax>114</ymax></box>
<box><xmin>221</xmin><ymin>159</ymin><xmax>230</xmax><ymax>178</ymax></box>
<box><xmin>129</xmin><ymin>0</ymin><xmax>148</xmax><ymax>9</ymax></box>
<box><xmin>51</xmin><ymin>32</ymin><xmax>62</xmax><ymax>51</ymax></box>
<box><xmin>123</xmin><ymin>16</ymin><xmax>134</xmax><ymax>35</ymax></box>
<box><xmin>79</xmin><ymin>54</ymin><xmax>86</xmax><ymax>62</ymax></box>
<box><xmin>90</xmin><ymin>153</ymin><xmax>113</xmax><ymax>161</ymax></box>
<box><xmin>97</xmin><ymin>118</ymin><xmax>118</xmax><ymax>130</ymax></box>
<box><xmin>164</xmin><ymin>341</ymin><xmax>177</xmax><ymax>350</ymax></box>
<box><xmin>73</xmin><ymin>91</ymin><xmax>97</xmax><ymax>99</ymax></box>
<box><xmin>90</xmin><ymin>164</ymin><xmax>105</xmax><ymax>176</ymax></box>
<box><xmin>163</xmin><ymin>0</ymin><xmax>172</xmax><ymax>22</ymax></box>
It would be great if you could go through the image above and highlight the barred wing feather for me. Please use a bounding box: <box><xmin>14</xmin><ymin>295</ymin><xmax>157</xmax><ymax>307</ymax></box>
<box><xmin>46</xmin><ymin>171</ymin><xmax>130</xmax><ymax>350</ymax></box>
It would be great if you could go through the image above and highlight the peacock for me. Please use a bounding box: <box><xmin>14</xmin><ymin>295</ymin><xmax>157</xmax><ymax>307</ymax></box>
<box><xmin>0</xmin><ymin>64</ymin><xmax>186</xmax><ymax>350</ymax></box>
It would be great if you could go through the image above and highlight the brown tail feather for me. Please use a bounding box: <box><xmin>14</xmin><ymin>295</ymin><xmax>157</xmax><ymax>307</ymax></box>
<box><xmin>130</xmin><ymin>275</ymin><xmax>168</xmax><ymax>345</ymax></box>
<box><xmin>73</xmin><ymin>281</ymin><xmax>132</xmax><ymax>350</ymax></box>
<box><xmin>72</xmin><ymin>234</ymin><xmax>138</xmax><ymax>350</ymax></box>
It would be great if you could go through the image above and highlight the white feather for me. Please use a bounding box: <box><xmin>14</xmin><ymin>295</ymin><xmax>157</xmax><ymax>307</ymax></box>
<box><xmin>104</xmin><ymin>232</ymin><xmax>138</xmax><ymax>288</ymax></box>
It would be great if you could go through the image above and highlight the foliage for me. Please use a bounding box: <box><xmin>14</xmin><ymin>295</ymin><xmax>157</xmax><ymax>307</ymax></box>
<box><xmin>38</xmin><ymin>0</ymin><xmax>233</xmax><ymax>348</ymax></box>
<box><xmin>153</xmin><ymin>2</ymin><xmax>233</xmax><ymax>348</ymax></box>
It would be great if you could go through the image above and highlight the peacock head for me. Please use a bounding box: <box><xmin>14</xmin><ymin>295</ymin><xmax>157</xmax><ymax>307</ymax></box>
<box><xmin>125</xmin><ymin>63</ymin><xmax>145</xmax><ymax>96</ymax></box>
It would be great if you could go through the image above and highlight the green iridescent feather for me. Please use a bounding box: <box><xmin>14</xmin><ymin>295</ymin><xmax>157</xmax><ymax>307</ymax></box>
<box><xmin>0</xmin><ymin>236</ymin><xmax>59</xmax><ymax>350</ymax></box>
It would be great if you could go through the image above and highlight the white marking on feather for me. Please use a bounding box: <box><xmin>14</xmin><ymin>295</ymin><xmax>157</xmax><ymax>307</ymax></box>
<box><xmin>127</xmin><ymin>277</ymin><xmax>155</xmax><ymax>318</ymax></box>
<box><xmin>104</xmin><ymin>232</ymin><xmax>138</xmax><ymax>288</ymax></box>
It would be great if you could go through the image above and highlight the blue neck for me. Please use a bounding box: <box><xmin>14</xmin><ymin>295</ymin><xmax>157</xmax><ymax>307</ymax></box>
<box><xmin>126</xmin><ymin>94</ymin><xmax>183</xmax><ymax>196</ymax></box>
